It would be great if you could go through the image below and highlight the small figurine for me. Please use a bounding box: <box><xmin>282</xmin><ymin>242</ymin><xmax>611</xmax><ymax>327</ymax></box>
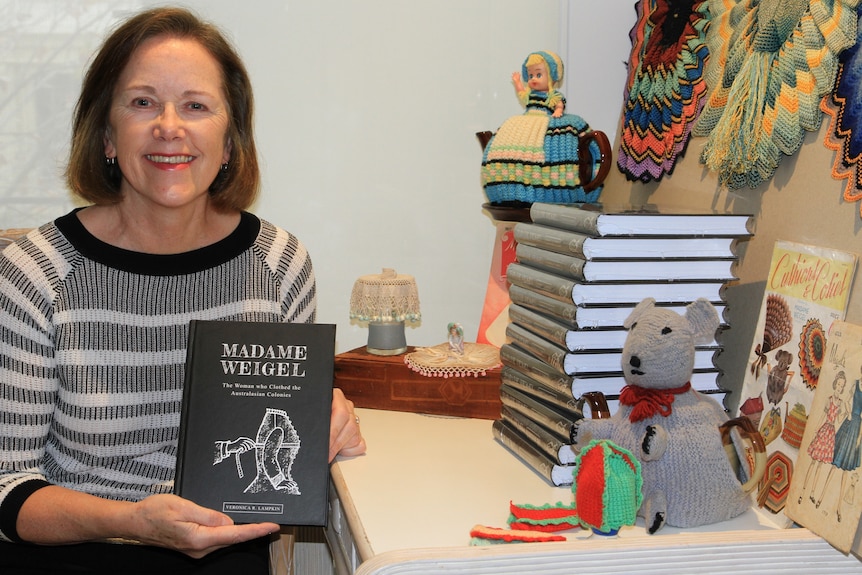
<box><xmin>447</xmin><ymin>322</ymin><xmax>464</xmax><ymax>355</ymax></box>
<box><xmin>480</xmin><ymin>50</ymin><xmax>611</xmax><ymax>205</ymax></box>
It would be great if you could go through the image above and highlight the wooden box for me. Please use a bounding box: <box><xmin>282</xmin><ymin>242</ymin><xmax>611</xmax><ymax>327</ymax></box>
<box><xmin>334</xmin><ymin>346</ymin><xmax>502</xmax><ymax>419</ymax></box>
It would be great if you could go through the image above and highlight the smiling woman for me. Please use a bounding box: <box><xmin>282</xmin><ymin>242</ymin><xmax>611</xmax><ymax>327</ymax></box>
<box><xmin>85</xmin><ymin>35</ymin><xmax>238</xmax><ymax>253</ymax></box>
<box><xmin>0</xmin><ymin>6</ymin><xmax>365</xmax><ymax>575</ymax></box>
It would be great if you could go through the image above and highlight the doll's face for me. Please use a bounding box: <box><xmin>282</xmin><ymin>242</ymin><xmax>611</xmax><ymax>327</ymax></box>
<box><xmin>526</xmin><ymin>63</ymin><xmax>550</xmax><ymax>91</ymax></box>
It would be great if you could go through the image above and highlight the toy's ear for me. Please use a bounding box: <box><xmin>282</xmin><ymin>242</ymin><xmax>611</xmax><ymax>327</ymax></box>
<box><xmin>685</xmin><ymin>298</ymin><xmax>720</xmax><ymax>344</ymax></box>
<box><xmin>624</xmin><ymin>297</ymin><xmax>656</xmax><ymax>329</ymax></box>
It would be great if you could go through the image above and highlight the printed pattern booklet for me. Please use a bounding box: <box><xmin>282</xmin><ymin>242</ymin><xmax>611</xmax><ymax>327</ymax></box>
<box><xmin>736</xmin><ymin>241</ymin><xmax>857</xmax><ymax>527</ymax></box>
<box><xmin>786</xmin><ymin>321</ymin><xmax>862</xmax><ymax>554</ymax></box>
<box><xmin>176</xmin><ymin>320</ymin><xmax>336</xmax><ymax>526</ymax></box>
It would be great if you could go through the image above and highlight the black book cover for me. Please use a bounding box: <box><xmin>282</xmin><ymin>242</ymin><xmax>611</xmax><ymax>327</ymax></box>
<box><xmin>175</xmin><ymin>320</ymin><xmax>336</xmax><ymax>526</ymax></box>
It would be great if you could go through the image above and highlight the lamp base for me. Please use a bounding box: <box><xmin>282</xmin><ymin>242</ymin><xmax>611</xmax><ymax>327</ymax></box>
<box><xmin>366</xmin><ymin>321</ymin><xmax>407</xmax><ymax>356</ymax></box>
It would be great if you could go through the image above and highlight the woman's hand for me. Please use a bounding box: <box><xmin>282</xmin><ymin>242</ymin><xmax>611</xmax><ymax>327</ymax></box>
<box><xmin>16</xmin><ymin>486</ymin><xmax>276</xmax><ymax>559</ymax></box>
<box><xmin>329</xmin><ymin>388</ymin><xmax>366</xmax><ymax>461</ymax></box>
<box><xmin>128</xmin><ymin>494</ymin><xmax>277</xmax><ymax>559</ymax></box>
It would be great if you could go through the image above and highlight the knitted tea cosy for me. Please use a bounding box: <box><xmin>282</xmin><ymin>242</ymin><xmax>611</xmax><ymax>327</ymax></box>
<box><xmin>481</xmin><ymin>50</ymin><xmax>609</xmax><ymax>205</ymax></box>
<box><xmin>572</xmin><ymin>439</ymin><xmax>643</xmax><ymax>535</ymax></box>
<box><xmin>617</xmin><ymin>0</ymin><xmax>711</xmax><ymax>182</ymax></box>
<box><xmin>571</xmin><ymin>298</ymin><xmax>755</xmax><ymax>533</ymax></box>
<box><xmin>693</xmin><ymin>0</ymin><xmax>859</xmax><ymax>189</ymax></box>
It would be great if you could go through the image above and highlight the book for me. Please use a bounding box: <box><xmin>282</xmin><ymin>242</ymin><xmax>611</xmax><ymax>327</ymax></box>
<box><xmin>506</xmin><ymin>322</ymin><xmax>718</xmax><ymax>375</ymax></box>
<box><xmin>500</xmin><ymin>404</ymin><xmax>577</xmax><ymax>465</ymax></box>
<box><xmin>176</xmin><ymin>320</ymin><xmax>336</xmax><ymax>526</ymax></box>
<box><xmin>736</xmin><ymin>240</ymin><xmax>857</xmax><ymax>527</ymax></box>
<box><xmin>508</xmin><ymin>303</ymin><xmax>720</xmax><ymax>351</ymax></box>
<box><xmin>507</xmin><ymin>263</ymin><xmax>727</xmax><ymax>307</ymax></box>
<box><xmin>499</xmin><ymin>383</ymin><xmax>582</xmax><ymax>442</ymax></box>
<box><xmin>501</xmin><ymin>365</ymin><xmax>582</xmax><ymax>416</ymax></box>
<box><xmin>491</xmin><ymin>418</ymin><xmax>575</xmax><ymax>486</ymax></box>
<box><xmin>513</xmin><ymin>222</ymin><xmax>740</xmax><ymax>259</ymax></box>
<box><xmin>528</xmin><ymin>202</ymin><xmax>754</xmax><ymax>237</ymax></box>
<box><xmin>508</xmin><ymin>284</ymin><xmax>727</xmax><ymax>329</ymax></box>
<box><xmin>786</xmin><ymin>320</ymin><xmax>862</xmax><ymax>554</ymax></box>
<box><xmin>515</xmin><ymin>243</ymin><xmax>738</xmax><ymax>282</ymax></box>
<box><xmin>499</xmin><ymin>343</ymin><xmax>722</xmax><ymax>400</ymax></box>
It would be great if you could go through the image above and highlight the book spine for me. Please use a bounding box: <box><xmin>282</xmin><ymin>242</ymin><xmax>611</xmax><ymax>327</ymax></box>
<box><xmin>516</xmin><ymin>243</ymin><xmax>586</xmax><ymax>281</ymax></box>
<box><xmin>501</xmin><ymin>366</ymin><xmax>582</xmax><ymax>419</ymax></box>
<box><xmin>506</xmin><ymin>263</ymin><xmax>575</xmax><ymax>304</ymax></box>
<box><xmin>512</xmin><ymin>222</ymin><xmax>589</xmax><ymax>258</ymax></box>
<box><xmin>492</xmin><ymin>419</ymin><xmax>573</xmax><ymax>486</ymax></box>
<box><xmin>508</xmin><ymin>303</ymin><xmax>571</xmax><ymax>350</ymax></box>
<box><xmin>505</xmin><ymin>323</ymin><xmax>569</xmax><ymax>374</ymax></box>
<box><xmin>501</xmin><ymin>405</ymin><xmax>576</xmax><ymax>465</ymax></box>
<box><xmin>508</xmin><ymin>284</ymin><xmax>579</xmax><ymax>326</ymax></box>
<box><xmin>500</xmin><ymin>383</ymin><xmax>579</xmax><ymax>442</ymax></box>
<box><xmin>529</xmin><ymin>202</ymin><xmax>599</xmax><ymax>235</ymax></box>
<box><xmin>499</xmin><ymin>343</ymin><xmax>575</xmax><ymax>393</ymax></box>
<box><xmin>174</xmin><ymin>319</ymin><xmax>201</xmax><ymax>493</ymax></box>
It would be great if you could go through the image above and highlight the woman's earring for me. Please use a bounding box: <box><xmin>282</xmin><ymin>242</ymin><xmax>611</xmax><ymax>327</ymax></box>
<box><xmin>221</xmin><ymin>162</ymin><xmax>229</xmax><ymax>172</ymax></box>
<box><xmin>106</xmin><ymin>156</ymin><xmax>117</xmax><ymax>166</ymax></box>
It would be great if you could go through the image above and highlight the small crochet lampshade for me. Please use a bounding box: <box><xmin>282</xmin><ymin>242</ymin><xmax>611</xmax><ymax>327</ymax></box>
<box><xmin>349</xmin><ymin>269</ymin><xmax>421</xmax><ymax>356</ymax></box>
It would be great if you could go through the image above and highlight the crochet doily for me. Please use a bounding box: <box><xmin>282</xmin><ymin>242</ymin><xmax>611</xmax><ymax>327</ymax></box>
<box><xmin>404</xmin><ymin>342</ymin><xmax>501</xmax><ymax>378</ymax></box>
<box><xmin>693</xmin><ymin>0</ymin><xmax>859</xmax><ymax>189</ymax></box>
<box><xmin>349</xmin><ymin>269</ymin><xmax>421</xmax><ymax>323</ymax></box>
<box><xmin>617</xmin><ymin>0</ymin><xmax>711</xmax><ymax>182</ymax></box>
<box><xmin>822</xmin><ymin>4</ymin><xmax>862</xmax><ymax>218</ymax></box>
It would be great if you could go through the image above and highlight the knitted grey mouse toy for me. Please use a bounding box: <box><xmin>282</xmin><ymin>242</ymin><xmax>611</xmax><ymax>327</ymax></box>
<box><xmin>572</xmin><ymin>297</ymin><xmax>756</xmax><ymax>533</ymax></box>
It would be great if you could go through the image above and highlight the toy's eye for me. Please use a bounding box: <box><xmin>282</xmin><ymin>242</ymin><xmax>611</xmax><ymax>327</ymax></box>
<box><xmin>630</xmin><ymin>322</ymin><xmax>637</xmax><ymax>329</ymax></box>
<box><xmin>662</xmin><ymin>327</ymin><xmax>672</xmax><ymax>334</ymax></box>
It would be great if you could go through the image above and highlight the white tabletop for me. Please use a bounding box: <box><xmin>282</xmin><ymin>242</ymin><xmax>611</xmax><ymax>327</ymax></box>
<box><xmin>331</xmin><ymin>408</ymin><xmax>861</xmax><ymax>574</ymax></box>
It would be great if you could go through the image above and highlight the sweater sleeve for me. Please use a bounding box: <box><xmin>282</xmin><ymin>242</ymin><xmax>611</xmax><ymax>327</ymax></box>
<box><xmin>257</xmin><ymin>220</ymin><xmax>317</xmax><ymax>324</ymax></box>
<box><xmin>0</xmin><ymin>231</ymin><xmax>64</xmax><ymax>542</ymax></box>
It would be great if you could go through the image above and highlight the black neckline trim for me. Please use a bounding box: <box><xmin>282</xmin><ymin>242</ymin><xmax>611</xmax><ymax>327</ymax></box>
<box><xmin>54</xmin><ymin>209</ymin><xmax>260</xmax><ymax>276</ymax></box>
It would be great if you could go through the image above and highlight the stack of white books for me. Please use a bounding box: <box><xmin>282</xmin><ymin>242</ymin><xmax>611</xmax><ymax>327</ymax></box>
<box><xmin>493</xmin><ymin>201</ymin><xmax>753</xmax><ymax>485</ymax></box>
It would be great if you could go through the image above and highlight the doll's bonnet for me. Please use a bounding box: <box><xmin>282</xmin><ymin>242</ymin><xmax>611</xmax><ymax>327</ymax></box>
<box><xmin>521</xmin><ymin>51</ymin><xmax>564</xmax><ymax>88</ymax></box>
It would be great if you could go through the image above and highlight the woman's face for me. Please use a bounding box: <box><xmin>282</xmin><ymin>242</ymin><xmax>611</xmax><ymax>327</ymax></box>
<box><xmin>105</xmin><ymin>35</ymin><xmax>231</xmax><ymax>211</ymax></box>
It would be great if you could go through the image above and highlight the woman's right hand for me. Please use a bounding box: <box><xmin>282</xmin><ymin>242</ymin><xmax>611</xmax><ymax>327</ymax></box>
<box><xmin>16</xmin><ymin>486</ymin><xmax>277</xmax><ymax>558</ymax></box>
<box><xmin>127</xmin><ymin>494</ymin><xmax>278</xmax><ymax>558</ymax></box>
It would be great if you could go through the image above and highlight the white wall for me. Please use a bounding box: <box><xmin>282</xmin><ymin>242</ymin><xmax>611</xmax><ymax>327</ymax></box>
<box><xmin>1</xmin><ymin>0</ymin><xmax>633</xmax><ymax>353</ymax></box>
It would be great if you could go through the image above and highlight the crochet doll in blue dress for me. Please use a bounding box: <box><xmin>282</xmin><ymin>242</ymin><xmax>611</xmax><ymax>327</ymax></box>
<box><xmin>481</xmin><ymin>51</ymin><xmax>610</xmax><ymax>205</ymax></box>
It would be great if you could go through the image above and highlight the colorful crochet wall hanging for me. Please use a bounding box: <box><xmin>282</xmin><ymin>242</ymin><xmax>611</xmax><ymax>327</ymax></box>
<box><xmin>821</xmin><ymin>5</ymin><xmax>862</xmax><ymax>218</ymax></box>
<box><xmin>693</xmin><ymin>0</ymin><xmax>859</xmax><ymax>189</ymax></box>
<box><xmin>617</xmin><ymin>0</ymin><xmax>711</xmax><ymax>182</ymax></box>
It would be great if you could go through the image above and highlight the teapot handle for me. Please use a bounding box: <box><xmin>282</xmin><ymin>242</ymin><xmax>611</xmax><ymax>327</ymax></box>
<box><xmin>720</xmin><ymin>416</ymin><xmax>767</xmax><ymax>493</ymax></box>
<box><xmin>579</xmin><ymin>391</ymin><xmax>612</xmax><ymax>419</ymax></box>
<box><xmin>578</xmin><ymin>130</ymin><xmax>612</xmax><ymax>192</ymax></box>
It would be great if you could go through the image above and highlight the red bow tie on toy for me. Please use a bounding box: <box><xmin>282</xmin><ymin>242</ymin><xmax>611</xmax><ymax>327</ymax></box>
<box><xmin>619</xmin><ymin>382</ymin><xmax>691</xmax><ymax>422</ymax></box>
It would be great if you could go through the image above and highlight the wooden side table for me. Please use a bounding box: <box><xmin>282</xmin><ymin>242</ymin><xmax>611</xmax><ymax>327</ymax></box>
<box><xmin>333</xmin><ymin>346</ymin><xmax>502</xmax><ymax>419</ymax></box>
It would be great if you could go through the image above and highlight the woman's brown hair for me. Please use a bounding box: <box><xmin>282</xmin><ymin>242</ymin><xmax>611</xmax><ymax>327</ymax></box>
<box><xmin>65</xmin><ymin>6</ymin><xmax>259</xmax><ymax>210</ymax></box>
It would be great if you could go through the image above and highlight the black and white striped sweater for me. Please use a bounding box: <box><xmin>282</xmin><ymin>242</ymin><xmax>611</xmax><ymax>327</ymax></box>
<box><xmin>0</xmin><ymin>210</ymin><xmax>316</xmax><ymax>542</ymax></box>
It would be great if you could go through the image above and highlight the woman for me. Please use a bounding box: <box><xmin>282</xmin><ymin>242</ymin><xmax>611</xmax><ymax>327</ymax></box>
<box><xmin>0</xmin><ymin>7</ymin><xmax>364</xmax><ymax>573</ymax></box>
<box><xmin>798</xmin><ymin>371</ymin><xmax>847</xmax><ymax>504</ymax></box>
